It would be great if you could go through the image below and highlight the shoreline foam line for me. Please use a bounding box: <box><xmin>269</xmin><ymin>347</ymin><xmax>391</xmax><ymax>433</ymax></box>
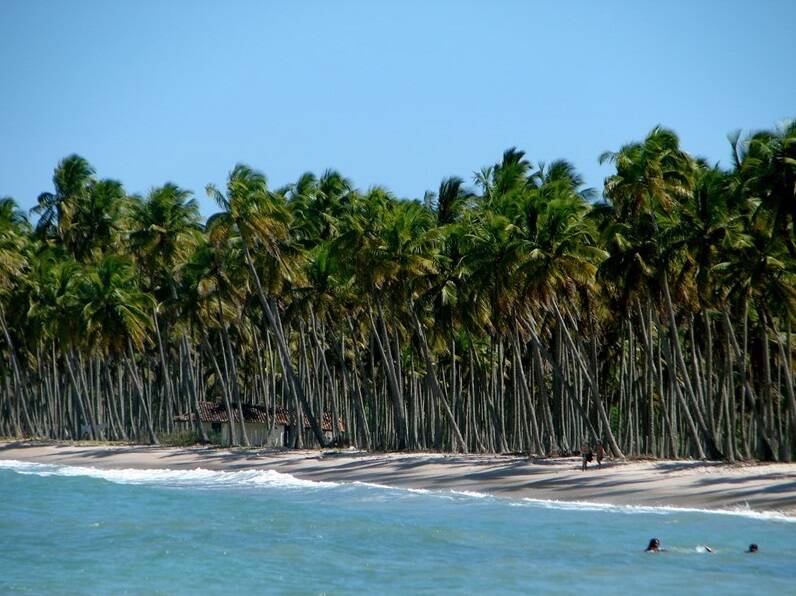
<box><xmin>0</xmin><ymin>459</ymin><xmax>338</xmax><ymax>489</ymax></box>
<box><xmin>515</xmin><ymin>497</ymin><xmax>796</xmax><ymax>523</ymax></box>
<box><xmin>1</xmin><ymin>458</ymin><xmax>793</xmax><ymax>523</ymax></box>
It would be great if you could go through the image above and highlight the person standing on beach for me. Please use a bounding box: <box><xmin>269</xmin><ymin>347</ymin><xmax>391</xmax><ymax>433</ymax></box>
<box><xmin>595</xmin><ymin>440</ymin><xmax>605</xmax><ymax>467</ymax></box>
<box><xmin>581</xmin><ymin>442</ymin><xmax>593</xmax><ymax>471</ymax></box>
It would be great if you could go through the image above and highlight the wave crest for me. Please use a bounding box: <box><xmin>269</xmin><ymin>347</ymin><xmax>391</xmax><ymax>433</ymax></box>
<box><xmin>1</xmin><ymin>459</ymin><xmax>793</xmax><ymax>523</ymax></box>
<box><xmin>0</xmin><ymin>459</ymin><xmax>336</xmax><ymax>489</ymax></box>
<box><xmin>516</xmin><ymin>497</ymin><xmax>796</xmax><ymax>523</ymax></box>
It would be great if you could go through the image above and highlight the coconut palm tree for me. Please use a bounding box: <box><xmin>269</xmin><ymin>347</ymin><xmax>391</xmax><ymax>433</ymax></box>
<box><xmin>128</xmin><ymin>184</ymin><xmax>202</xmax><ymax>294</ymax></box>
<box><xmin>66</xmin><ymin>179</ymin><xmax>127</xmax><ymax>262</ymax></box>
<box><xmin>76</xmin><ymin>255</ymin><xmax>158</xmax><ymax>443</ymax></box>
<box><xmin>601</xmin><ymin>127</ymin><xmax>722</xmax><ymax>459</ymax></box>
<box><xmin>33</xmin><ymin>155</ymin><xmax>95</xmax><ymax>247</ymax></box>
<box><xmin>207</xmin><ymin>165</ymin><xmax>328</xmax><ymax>447</ymax></box>
<box><xmin>0</xmin><ymin>197</ymin><xmax>33</xmax><ymax>435</ymax></box>
<box><xmin>740</xmin><ymin>121</ymin><xmax>796</xmax><ymax>255</ymax></box>
<box><xmin>1</xmin><ymin>123</ymin><xmax>793</xmax><ymax>460</ymax></box>
<box><xmin>125</xmin><ymin>183</ymin><xmax>208</xmax><ymax>439</ymax></box>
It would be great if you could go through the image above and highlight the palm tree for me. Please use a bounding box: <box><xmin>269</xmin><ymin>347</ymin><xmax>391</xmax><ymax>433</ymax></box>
<box><xmin>334</xmin><ymin>192</ymin><xmax>443</xmax><ymax>449</ymax></box>
<box><xmin>669</xmin><ymin>165</ymin><xmax>744</xmax><ymax>308</ymax></box>
<box><xmin>715</xmin><ymin>203</ymin><xmax>796</xmax><ymax>451</ymax></box>
<box><xmin>207</xmin><ymin>165</ymin><xmax>328</xmax><ymax>447</ymax></box>
<box><xmin>33</xmin><ymin>154</ymin><xmax>95</xmax><ymax>247</ymax></box>
<box><xmin>601</xmin><ymin>127</ymin><xmax>721</xmax><ymax>459</ymax></box>
<box><xmin>127</xmin><ymin>183</ymin><xmax>207</xmax><ymax>440</ymax></box>
<box><xmin>181</xmin><ymin>220</ymin><xmax>250</xmax><ymax>445</ymax></box>
<box><xmin>600</xmin><ymin>127</ymin><xmax>693</xmax><ymax>219</ymax></box>
<box><xmin>740</xmin><ymin>121</ymin><xmax>796</xmax><ymax>255</ymax></box>
<box><xmin>128</xmin><ymin>183</ymin><xmax>202</xmax><ymax>295</ymax></box>
<box><xmin>0</xmin><ymin>198</ymin><xmax>28</xmax><ymax>286</ymax></box>
<box><xmin>67</xmin><ymin>179</ymin><xmax>127</xmax><ymax>261</ymax></box>
<box><xmin>0</xmin><ymin>197</ymin><xmax>33</xmax><ymax>435</ymax></box>
<box><xmin>77</xmin><ymin>255</ymin><xmax>158</xmax><ymax>443</ymax></box>
<box><xmin>1</xmin><ymin>124</ymin><xmax>793</xmax><ymax>460</ymax></box>
<box><xmin>286</xmin><ymin>169</ymin><xmax>352</xmax><ymax>246</ymax></box>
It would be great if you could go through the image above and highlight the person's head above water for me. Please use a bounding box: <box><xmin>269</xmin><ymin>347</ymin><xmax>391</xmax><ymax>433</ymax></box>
<box><xmin>747</xmin><ymin>544</ymin><xmax>758</xmax><ymax>553</ymax></box>
<box><xmin>645</xmin><ymin>538</ymin><xmax>661</xmax><ymax>552</ymax></box>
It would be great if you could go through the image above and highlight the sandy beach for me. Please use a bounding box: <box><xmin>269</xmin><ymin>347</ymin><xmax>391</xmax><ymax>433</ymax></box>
<box><xmin>2</xmin><ymin>441</ymin><xmax>795</xmax><ymax>516</ymax></box>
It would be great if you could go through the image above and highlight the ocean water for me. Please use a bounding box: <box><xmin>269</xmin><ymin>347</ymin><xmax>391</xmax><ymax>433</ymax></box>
<box><xmin>0</xmin><ymin>460</ymin><xmax>793</xmax><ymax>595</ymax></box>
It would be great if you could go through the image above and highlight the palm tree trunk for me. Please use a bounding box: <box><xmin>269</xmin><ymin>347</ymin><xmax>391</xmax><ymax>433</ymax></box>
<box><xmin>510</xmin><ymin>328</ymin><xmax>542</xmax><ymax>454</ymax></box>
<box><xmin>548</xmin><ymin>304</ymin><xmax>623</xmax><ymax>458</ymax></box>
<box><xmin>179</xmin><ymin>335</ymin><xmax>210</xmax><ymax>443</ymax></box>
<box><xmin>153</xmin><ymin>308</ymin><xmax>175</xmax><ymax>435</ymax></box>
<box><xmin>237</xmin><ymin>231</ymin><xmax>328</xmax><ymax>447</ymax></box>
<box><xmin>125</xmin><ymin>344</ymin><xmax>159</xmax><ymax>445</ymax></box>
<box><xmin>411</xmin><ymin>308</ymin><xmax>467</xmax><ymax>452</ymax></box>
<box><xmin>775</xmin><ymin>323</ymin><xmax>796</xmax><ymax>456</ymax></box>
<box><xmin>369</xmin><ymin>305</ymin><xmax>408</xmax><ymax>450</ymax></box>
<box><xmin>219</xmin><ymin>315</ymin><xmax>249</xmax><ymax>447</ymax></box>
<box><xmin>0</xmin><ymin>304</ymin><xmax>37</xmax><ymax>436</ymax></box>
<box><xmin>204</xmin><ymin>336</ymin><xmax>238</xmax><ymax>446</ymax></box>
<box><xmin>661</xmin><ymin>276</ymin><xmax>722</xmax><ymax>458</ymax></box>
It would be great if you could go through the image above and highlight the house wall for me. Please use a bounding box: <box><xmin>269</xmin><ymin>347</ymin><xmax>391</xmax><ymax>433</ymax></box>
<box><xmin>202</xmin><ymin>421</ymin><xmax>285</xmax><ymax>447</ymax></box>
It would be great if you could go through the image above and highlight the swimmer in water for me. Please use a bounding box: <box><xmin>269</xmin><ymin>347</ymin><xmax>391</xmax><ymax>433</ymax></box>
<box><xmin>645</xmin><ymin>538</ymin><xmax>664</xmax><ymax>552</ymax></box>
<box><xmin>747</xmin><ymin>544</ymin><xmax>758</xmax><ymax>553</ymax></box>
<box><xmin>699</xmin><ymin>545</ymin><xmax>714</xmax><ymax>553</ymax></box>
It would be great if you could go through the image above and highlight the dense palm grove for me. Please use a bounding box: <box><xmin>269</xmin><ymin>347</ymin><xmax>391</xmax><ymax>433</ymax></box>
<box><xmin>0</xmin><ymin>123</ymin><xmax>794</xmax><ymax>460</ymax></box>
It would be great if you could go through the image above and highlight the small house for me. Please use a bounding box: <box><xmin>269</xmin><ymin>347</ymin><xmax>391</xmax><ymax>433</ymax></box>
<box><xmin>175</xmin><ymin>401</ymin><xmax>345</xmax><ymax>447</ymax></box>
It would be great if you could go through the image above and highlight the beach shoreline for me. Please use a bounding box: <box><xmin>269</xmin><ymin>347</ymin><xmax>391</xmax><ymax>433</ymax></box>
<box><xmin>2</xmin><ymin>440</ymin><xmax>795</xmax><ymax>516</ymax></box>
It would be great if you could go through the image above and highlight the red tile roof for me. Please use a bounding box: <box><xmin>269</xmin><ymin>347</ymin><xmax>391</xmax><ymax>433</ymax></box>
<box><xmin>176</xmin><ymin>401</ymin><xmax>344</xmax><ymax>433</ymax></box>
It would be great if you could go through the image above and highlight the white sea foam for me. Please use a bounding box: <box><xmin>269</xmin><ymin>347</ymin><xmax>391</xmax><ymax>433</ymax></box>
<box><xmin>353</xmin><ymin>481</ymin><xmax>489</xmax><ymax>499</ymax></box>
<box><xmin>449</xmin><ymin>489</ymin><xmax>490</xmax><ymax>499</ymax></box>
<box><xmin>516</xmin><ymin>496</ymin><xmax>796</xmax><ymax>523</ymax></box>
<box><xmin>352</xmin><ymin>480</ymin><xmax>432</xmax><ymax>495</ymax></box>
<box><xmin>0</xmin><ymin>459</ymin><xmax>337</xmax><ymax>490</ymax></box>
<box><xmin>1</xmin><ymin>458</ymin><xmax>793</xmax><ymax>523</ymax></box>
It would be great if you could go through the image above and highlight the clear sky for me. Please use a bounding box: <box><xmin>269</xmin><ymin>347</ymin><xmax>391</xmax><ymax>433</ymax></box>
<box><xmin>1</xmin><ymin>0</ymin><xmax>794</xmax><ymax>217</ymax></box>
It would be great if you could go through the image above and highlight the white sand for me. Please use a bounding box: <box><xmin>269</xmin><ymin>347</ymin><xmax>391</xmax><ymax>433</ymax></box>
<box><xmin>2</xmin><ymin>441</ymin><xmax>795</xmax><ymax>515</ymax></box>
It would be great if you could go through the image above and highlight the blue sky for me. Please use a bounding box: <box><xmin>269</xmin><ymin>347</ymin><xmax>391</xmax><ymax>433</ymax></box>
<box><xmin>1</xmin><ymin>0</ymin><xmax>794</xmax><ymax>217</ymax></box>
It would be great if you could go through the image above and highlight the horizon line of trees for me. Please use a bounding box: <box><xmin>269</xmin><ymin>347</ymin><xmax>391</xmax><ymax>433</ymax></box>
<box><xmin>0</xmin><ymin>121</ymin><xmax>794</xmax><ymax>461</ymax></box>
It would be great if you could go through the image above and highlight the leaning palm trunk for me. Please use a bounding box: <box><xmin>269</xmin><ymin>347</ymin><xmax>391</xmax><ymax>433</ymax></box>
<box><xmin>0</xmin><ymin>304</ymin><xmax>36</xmax><ymax>436</ymax></box>
<box><xmin>179</xmin><ymin>335</ymin><xmax>210</xmax><ymax>443</ymax></box>
<box><xmin>203</xmin><ymin>336</ymin><xmax>239</xmax><ymax>446</ymax></box>
<box><xmin>662</xmin><ymin>339</ymin><xmax>707</xmax><ymax>459</ymax></box>
<box><xmin>237</xmin><ymin>231</ymin><xmax>328</xmax><ymax>447</ymax></box>
<box><xmin>721</xmin><ymin>308</ymin><xmax>779</xmax><ymax>460</ymax></box>
<box><xmin>775</xmin><ymin>324</ymin><xmax>796</xmax><ymax>457</ymax></box>
<box><xmin>218</xmin><ymin>316</ymin><xmax>249</xmax><ymax>447</ymax></box>
<box><xmin>167</xmin><ymin>281</ymin><xmax>209</xmax><ymax>443</ymax></box>
<box><xmin>510</xmin><ymin>327</ymin><xmax>543</xmax><ymax>454</ymax></box>
<box><xmin>341</xmin><ymin>321</ymin><xmax>372</xmax><ymax>450</ymax></box>
<box><xmin>547</xmin><ymin>304</ymin><xmax>624</xmax><ymax>459</ymax></box>
<box><xmin>64</xmin><ymin>349</ymin><xmax>98</xmax><ymax>440</ymax></box>
<box><xmin>525</xmin><ymin>319</ymin><xmax>599</xmax><ymax>446</ymax></box>
<box><xmin>411</xmin><ymin>308</ymin><xmax>467</xmax><ymax>452</ymax></box>
<box><xmin>125</xmin><ymin>344</ymin><xmax>159</xmax><ymax>445</ymax></box>
<box><xmin>661</xmin><ymin>277</ymin><xmax>722</xmax><ymax>459</ymax></box>
<box><xmin>153</xmin><ymin>308</ymin><xmax>175</xmax><ymax>435</ymax></box>
<box><xmin>369</xmin><ymin>305</ymin><xmax>408</xmax><ymax>450</ymax></box>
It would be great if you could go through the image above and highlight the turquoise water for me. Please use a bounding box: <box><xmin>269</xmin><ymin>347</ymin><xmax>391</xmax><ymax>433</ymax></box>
<box><xmin>0</xmin><ymin>460</ymin><xmax>793</xmax><ymax>595</ymax></box>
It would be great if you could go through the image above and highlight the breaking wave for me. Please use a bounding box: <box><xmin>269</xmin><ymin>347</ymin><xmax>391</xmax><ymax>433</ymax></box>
<box><xmin>515</xmin><ymin>497</ymin><xmax>796</xmax><ymax>523</ymax></box>
<box><xmin>0</xmin><ymin>459</ymin><xmax>792</xmax><ymax>523</ymax></box>
<box><xmin>0</xmin><ymin>459</ymin><xmax>336</xmax><ymax>490</ymax></box>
